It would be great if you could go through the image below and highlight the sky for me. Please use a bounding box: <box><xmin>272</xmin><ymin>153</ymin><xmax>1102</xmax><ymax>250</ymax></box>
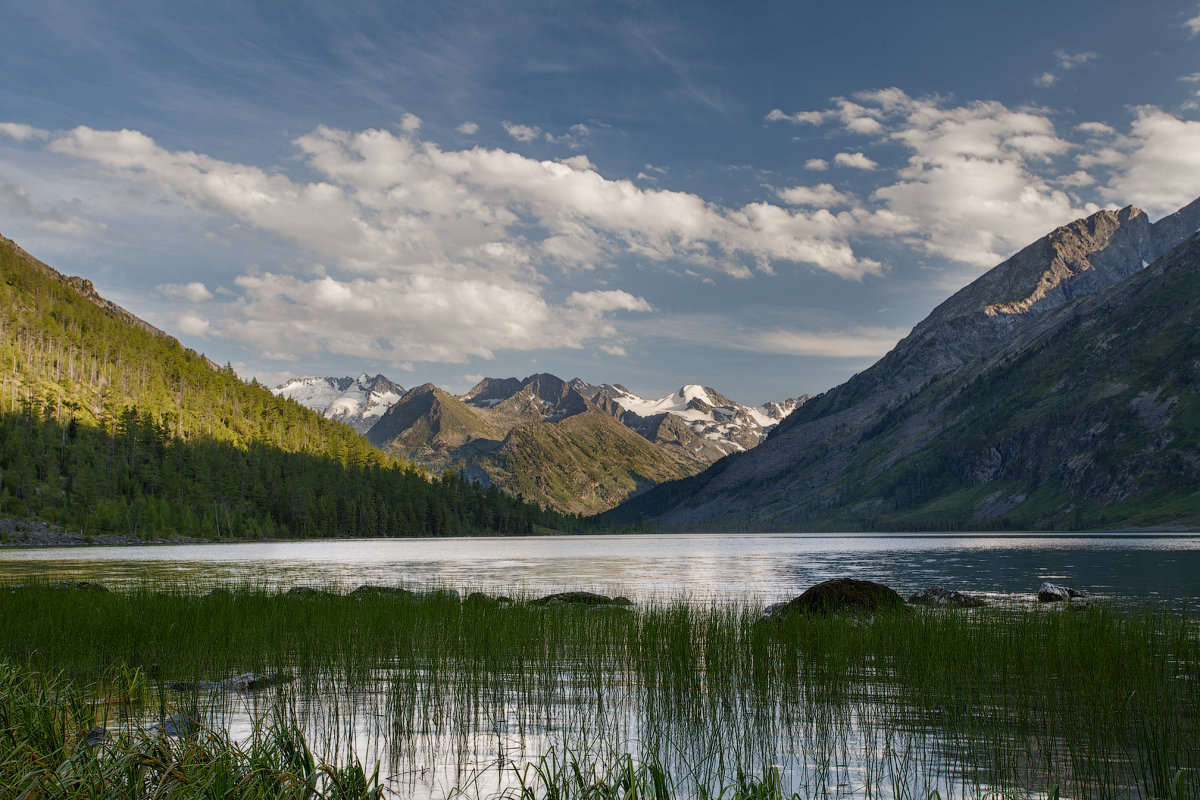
<box><xmin>2</xmin><ymin>1</ymin><xmax>1200</xmax><ymax>405</ymax></box>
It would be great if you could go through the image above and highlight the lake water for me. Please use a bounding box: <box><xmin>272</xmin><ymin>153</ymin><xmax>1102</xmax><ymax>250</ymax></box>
<box><xmin>2</xmin><ymin>532</ymin><xmax>1199</xmax><ymax>605</ymax></box>
<box><xmin>4</xmin><ymin>533</ymin><xmax>1197</xmax><ymax>798</ymax></box>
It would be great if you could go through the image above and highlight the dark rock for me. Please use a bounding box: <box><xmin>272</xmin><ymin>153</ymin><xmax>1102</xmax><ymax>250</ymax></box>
<box><xmin>50</xmin><ymin>581</ymin><xmax>108</xmax><ymax>592</ymax></box>
<box><xmin>421</xmin><ymin>588</ymin><xmax>461</xmax><ymax>603</ymax></box>
<box><xmin>284</xmin><ymin>586</ymin><xmax>329</xmax><ymax>599</ymax></box>
<box><xmin>768</xmin><ymin>578</ymin><xmax>907</xmax><ymax>618</ymax></box>
<box><xmin>1037</xmin><ymin>582</ymin><xmax>1088</xmax><ymax>602</ymax></box>
<box><xmin>169</xmin><ymin>672</ymin><xmax>292</xmax><ymax>693</ymax></box>
<box><xmin>154</xmin><ymin>711</ymin><xmax>200</xmax><ymax>737</ymax></box>
<box><xmin>907</xmin><ymin>585</ymin><xmax>987</xmax><ymax>608</ymax></box>
<box><xmin>611</xmin><ymin>596</ymin><xmax>634</xmax><ymax>607</ymax></box>
<box><xmin>349</xmin><ymin>584</ymin><xmax>416</xmax><ymax>600</ymax></box>
<box><xmin>531</xmin><ymin>591</ymin><xmax>618</xmax><ymax>607</ymax></box>
<box><xmin>84</xmin><ymin>725</ymin><xmax>109</xmax><ymax>748</ymax></box>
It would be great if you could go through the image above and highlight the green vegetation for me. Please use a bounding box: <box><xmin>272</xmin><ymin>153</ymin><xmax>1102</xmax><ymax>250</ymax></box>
<box><xmin>478</xmin><ymin>411</ymin><xmax>703</xmax><ymax>515</ymax></box>
<box><xmin>0</xmin><ymin>234</ymin><xmax>579</xmax><ymax>538</ymax></box>
<box><xmin>0</xmin><ymin>661</ymin><xmax>386</xmax><ymax>798</ymax></box>
<box><xmin>1</xmin><ymin>583</ymin><xmax>1195</xmax><ymax>799</ymax></box>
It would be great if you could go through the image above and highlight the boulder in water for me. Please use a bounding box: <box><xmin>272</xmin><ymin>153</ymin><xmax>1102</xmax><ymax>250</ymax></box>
<box><xmin>766</xmin><ymin>578</ymin><xmax>906</xmax><ymax>618</ymax></box>
<box><xmin>907</xmin><ymin>585</ymin><xmax>987</xmax><ymax>608</ymax></box>
<box><xmin>1037</xmin><ymin>582</ymin><xmax>1087</xmax><ymax>602</ymax></box>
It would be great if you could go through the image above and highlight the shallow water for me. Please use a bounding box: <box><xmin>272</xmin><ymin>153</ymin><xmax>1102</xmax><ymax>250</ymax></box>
<box><xmin>2</xmin><ymin>532</ymin><xmax>1198</xmax><ymax>605</ymax></box>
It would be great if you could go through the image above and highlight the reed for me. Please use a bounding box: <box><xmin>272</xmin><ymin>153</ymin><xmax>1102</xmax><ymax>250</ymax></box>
<box><xmin>0</xmin><ymin>582</ymin><xmax>1194</xmax><ymax>799</ymax></box>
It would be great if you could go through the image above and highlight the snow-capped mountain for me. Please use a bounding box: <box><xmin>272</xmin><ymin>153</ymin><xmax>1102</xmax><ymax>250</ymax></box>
<box><xmin>272</xmin><ymin>373</ymin><xmax>404</xmax><ymax>434</ymax></box>
<box><xmin>571</xmin><ymin>380</ymin><xmax>808</xmax><ymax>458</ymax></box>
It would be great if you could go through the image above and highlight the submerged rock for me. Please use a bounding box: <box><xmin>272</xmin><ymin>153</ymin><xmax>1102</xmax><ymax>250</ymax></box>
<box><xmin>907</xmin><ymin>585</ymin><xmax>987</xmax><ymax>608</ymax></box>
<box><xmin>766</xmin><ymin>578</ymin><xmax>906</xmax><ymax>618</ymax></box>
<box><xmin>154</xmin><ymin>711</ymin><xmax>200</xmax><ymax>737</ymax></box>
<box><xmin>531</xmin><ymin>591</ymin><xmax>631</xmax><ymax>608</ymax></box>
<box><xmin>349</xmin><ymin>584</ymin><xmax>417</xmax><ymax>600</ymax></box>
<box><xmin>83</xmin><ymin>725</ymin><xmax>109</xmax><ymax>748</ymax></box>
<box><xmin>284</xmin><ymin>586</ymin><xmax>331</xmax><ymax>599</ymax></box>
<box><xmin>168</xmin><ymin>672</ymin><xmax>293</xmax><ymax>693</ymax></box>
<box><xmin>50</xmin><ymin>581</ymin><xmax>109</xmax><ymax>592</ymax></box>
<box><xmin>1037</xmin><ymin>582</ymin><xmax>1088</xmax><ymax>602</ymax></box>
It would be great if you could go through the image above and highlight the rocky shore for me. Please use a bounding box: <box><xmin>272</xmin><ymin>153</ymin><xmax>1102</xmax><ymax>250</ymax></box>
<box><xmin>0</xmin><ymin>517</ymin><xmax>205</xmax><ymax>547</ymax></box>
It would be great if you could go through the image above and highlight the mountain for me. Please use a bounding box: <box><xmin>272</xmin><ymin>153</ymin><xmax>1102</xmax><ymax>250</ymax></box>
<box><xmin>0</xmin><ymin>233</ymin><xmax>572</xmax><ymax>539</ymax></box>
<box><xmin>273</xmin><ymin>373</ymin><xmax>404</xmax><ymax>433</ymax></box>
<box><xmin>569</xmin><ymin>380</ymin><xmax>808</xmax><ymax>460</ymax></box>
<box><xmin>610</xmin><ymin>198</ymin><xmax>1200</xmax><ymax>531</ymax></box>
<box><xmin>367</xmin><ymin>374</ymin><xmax>705</xmax><ymax>514</ymax></box>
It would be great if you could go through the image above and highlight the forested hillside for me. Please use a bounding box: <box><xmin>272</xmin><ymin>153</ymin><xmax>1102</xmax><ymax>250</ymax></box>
<box><xmin>0</xmin><ymin>234</ymin><xmax>574</xmax><ymax>538</ymax></box>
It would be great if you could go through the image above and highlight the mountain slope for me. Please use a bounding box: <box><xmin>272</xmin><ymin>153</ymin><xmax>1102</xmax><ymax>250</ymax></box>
<box><xmin>610</xmin><ymin>199</ymin><xmax>1200</xmax><ymax>530</ymax></box>
<box><xmin>368</xmin><ymin>377</ymin><xmax>705</xmax><ymax>514</ymax></box>
<box><xmin>0</xmin><ymin>233</ymin><xmax>572</xmax><ymax>539</ymax></box>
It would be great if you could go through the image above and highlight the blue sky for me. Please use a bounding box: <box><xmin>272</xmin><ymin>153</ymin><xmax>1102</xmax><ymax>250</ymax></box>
<box><xmin>3</xmin><ymin>1</ymin><xmax>1200</xmax><ymax>404</ymax></box>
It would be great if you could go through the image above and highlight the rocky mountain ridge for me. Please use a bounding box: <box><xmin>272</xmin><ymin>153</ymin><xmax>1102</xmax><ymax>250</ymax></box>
<box><xmin>610</xmin><ymin>197</ymin><xmax>1200</xmax><ymax>530</ymax></box>
<box><xmin>272</xmin><ymin>373</ymin><xmax>405</xmax><ymax>434</ymax></box>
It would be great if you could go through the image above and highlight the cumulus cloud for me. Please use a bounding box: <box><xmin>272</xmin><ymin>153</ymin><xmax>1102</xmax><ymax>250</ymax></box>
<box><xmin>26</xmin><ymin>121</ymin><xmax>890</xmax><ymax>362</ymax></box>
<box><xmin>769</xmin><ymin>89</ymin><xmax>1096</xmax><ymax>267</ymax></box>
<box><xmin>176</xmin><ymin>311</ymin><xmax>211</xmax><ymax>336</ymax></box>
<box><xmin>804</xmin><ymin>158</ymin><xmax>828</xmax><ymax>171</ymax></box>
<box><xmin>158</xmin><ymin>281</ymin><xmax>214</xmax><ymax>302</ymax></box>
<box><xmin>834</xmin><ymin>152</ymin><xmax>878</xmax><ymax>170</ymax></box>
<box><xmin>776</xmin><ymin>183</ymin><xmax>853</xmax><ymax>207</ymax></box>
<box><xmin>1092</xmin><ymin>107</ymin><xmax>1200</xmax><ymax>215</ymax></box>
<box><xmin>1185</xmin><ymin>14</ymin><xmax>1200</xmax><ymax>36</ymax></box>
<box><xmin>45</xmin><ymin>123</ymin><xmax>880</xmax><ymax>281</ymax></box>
<box><xmin>399</xmin><ymin>113</ymin><xmax>422</xmax><ymax>133</ymax></box>
<box><xmin>217</xmin><ymin>272</ymin><xmax>650</xmax><ymax>363</ymax></box>
<box><xmin>0</xmin><ymin>181</ymin><xmax>107</xmax><ymax>237</ymax></box>
<box><xmin>502</xmin><ymin>121</ymin><xmax>541</xmax><ymax>142</ymax></box>
<box><xmin>0</xmin><ymin>122</ymin><xmax>49</xmax><ymax>141</ymax></box>
<box><xmin>457</xmin><ymin>122</ymin><xmax>479</xmax><ymax>134</ymax></box>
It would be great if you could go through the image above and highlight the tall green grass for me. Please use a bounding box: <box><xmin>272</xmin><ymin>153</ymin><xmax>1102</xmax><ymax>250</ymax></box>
<box><xmin>0</xmin><ymin>582</ymin><xmax>1194</xmax><ymax>799</ymax></box>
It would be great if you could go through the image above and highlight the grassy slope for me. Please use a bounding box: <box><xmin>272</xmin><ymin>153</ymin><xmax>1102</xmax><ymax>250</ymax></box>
<box><xmin>479</xmin><ymin>410</ymin><xmax>706</xmax><ymax>515</ymax></box>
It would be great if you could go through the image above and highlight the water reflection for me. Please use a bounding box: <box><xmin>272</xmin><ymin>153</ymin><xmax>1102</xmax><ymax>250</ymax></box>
<box><xmin>2</xmin><ymin>533</ymin><xmax>1199</xmax><ymax>604</ymax></box>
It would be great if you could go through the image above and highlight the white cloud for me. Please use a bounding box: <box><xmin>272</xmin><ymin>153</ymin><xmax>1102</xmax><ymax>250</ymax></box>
<box><xmin>158</xmin><ymin>281</ymin><xmax>214</xmax><ymax>302</ymax></box>
<box><xmin>502</xmin><ymin>121</ymin><xmax>541</xmax><ymax>142</ymax></box>
<box><xmin>746</xmin><ymin>326</ymin><xmax>907</xmax><ymax>358</ymax></box>
<box><xmin>1094</xmin><ymin>107</ymin><xmax>1200</xmax><ymax>215</ymax></box>
<box><xmin>0</xmin><ymin>122</ymin><xmax>49</xmax><ymax>141</ymax></box>
<box><xmin>1077</xmin><ymin>121</ymin><xmax>1116</xmax><ymax>137</ymax></box>
<box><xmin>0</xmin><ymin>180</ymin><xmax>107</xmax><ymax>237</ymax></box>
<box><xmin>457</xmin><ymin>122</ymin><xmax>479</xmax><ymax>134</ymax></box>
<box><xmin>22</xmin><ymin>120</ymin><xmax>891</xmax><ymax>360</ymax></box>
<box><xmin>566</xmin><ymin>289</ymin><xmax>653</xmax><ymax>313</ymax></box>
<box><xmin>176</xmin><ymin>311</ymin><xmax>210</xmax><ymax>336</ymax></box>
<box><xmin>834</xmin><ymin>152</ymin><xmax>878</xmax><ymax>170</ymax></box>
<box><xmin>804</xmin><ymin>158</ymin><xmax>828</xmax><ymax>171</ymax></box>
<box><xmin>1035</xmin><ymin>50</ymin><xmax>1099</xmax><ymax>88</ymax></box>
<box><xmin>1185</xmin><ymin>14</ymin><xmax>1200</xmax><ymax>36</ymax></box>
<box><xmin>776</xmin><ymin>183</ymin><xmax>852</xmax><ymax>207</ymax></box>
<box><xmin>218</xmin><ymin>272</ymin><xmax>650</xmax><ymax>363</ymax></box>
<box><xmin>772</xmin><ymin>90</ymin><xmax>1095</xmax><ymax>267</ymax></box>
<box><xmin>1054</xmin><ymin>50</ymin><xmax>1099</xmax><ymax>70</ymax></box>
<box><xmin>399</xmin><ymin>113</ymin><xmax>422</xmax><ymax>133</ymax></box>
<box><xmin>1180</xmin><ymin>73</ymin><xmax>1200</xmax><ymax>83</ymax></box>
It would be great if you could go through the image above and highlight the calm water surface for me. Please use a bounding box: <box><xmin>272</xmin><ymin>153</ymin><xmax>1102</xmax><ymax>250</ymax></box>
<box><xmin>2</xmin><ymin>532</ymin><xmax>1198</xmax><ymax>604</ymax></box>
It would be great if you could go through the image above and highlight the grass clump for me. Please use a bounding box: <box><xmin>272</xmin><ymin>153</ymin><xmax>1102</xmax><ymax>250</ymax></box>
<box><xmin>0</xmin><ymin>660</ymin><xmax>385</xmax><ymax>799</ymax></box>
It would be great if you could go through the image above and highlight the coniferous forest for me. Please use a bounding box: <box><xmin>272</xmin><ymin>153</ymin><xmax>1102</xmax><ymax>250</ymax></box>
<box><xmin>0</xmin><ymin>235</ymin><xmax>580</xmax><ymax>539</ymax></box>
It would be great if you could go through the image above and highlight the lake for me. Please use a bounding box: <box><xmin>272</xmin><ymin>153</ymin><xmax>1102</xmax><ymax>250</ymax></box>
<box><xmin>3</xmin><ymin>532</ymin><xmax>1197</xmax><ymax>799</ymax></box>
<box><xmin>2</xmin><ymin>532</ymin><xmax>1199</xmax><ymax>605</ymax></box>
